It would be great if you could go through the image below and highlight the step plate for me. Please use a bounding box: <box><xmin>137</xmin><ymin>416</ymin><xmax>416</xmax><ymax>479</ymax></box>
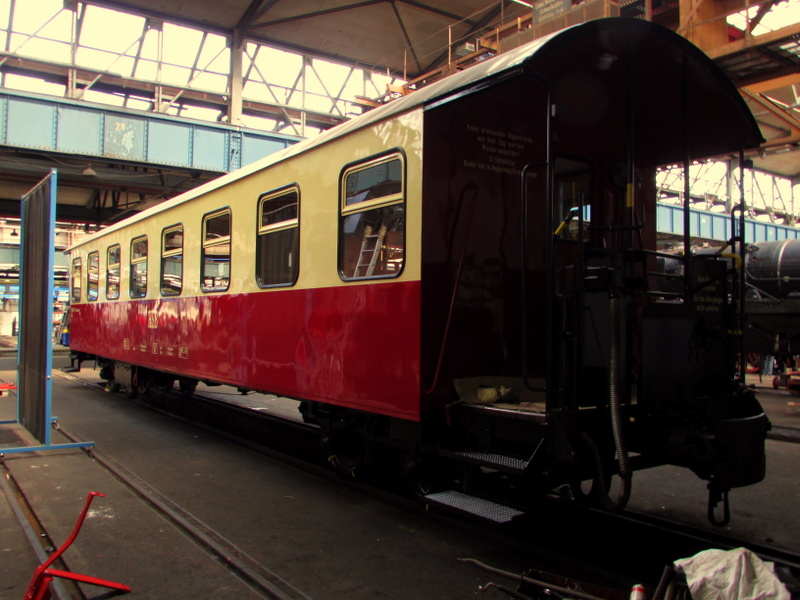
<box><xmin>423</xmin><ymin>491</ymin><xmax>524</xmax><ymax>524</ymax></box>
<box><xmin>440</xmin><ymin>449</ymin><xmax>528</xmax><ymax>473</ymax></box>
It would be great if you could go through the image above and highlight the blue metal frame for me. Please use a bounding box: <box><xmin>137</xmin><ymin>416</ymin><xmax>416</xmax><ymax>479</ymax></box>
<box><xmin>657</xmin><ymin>203</ymin><xmax>800</xmax><ymax>243</ymax></box>
<box><xmin>0</xmin><ymin>91</ymin><xmax>299</xmax><ymax>173</ymax></box>
<box><xmin>0</xmin><ymin>169</ymin><xmax>94</xmax><ymax>455</ymax></box>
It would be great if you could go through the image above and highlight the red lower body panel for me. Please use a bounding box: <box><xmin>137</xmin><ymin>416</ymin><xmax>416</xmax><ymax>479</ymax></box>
<box><xmin>70</xmin><ymin>281</ymin><xmax>422</xmax><ymax>421</ymax></box>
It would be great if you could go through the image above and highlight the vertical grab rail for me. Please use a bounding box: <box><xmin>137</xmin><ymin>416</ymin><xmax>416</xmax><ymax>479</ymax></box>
<box><xmin>735</xmin><ymin>148</ymin><xmax>749</xmax><ymax>383</ymax></box>
<box><xmin>682</xmin><ymin>53</ymin><xmax>693</xmax><ymax>303</ymax></box>
<box><xmin>520</xmin><ymin>75</ymin><xmax>553</xmax><ymax>396</ymax></box>
<box><xmin>520</xmin><ymin>162</ymin><xmax>549</xmax><ymax>394</ymax></box>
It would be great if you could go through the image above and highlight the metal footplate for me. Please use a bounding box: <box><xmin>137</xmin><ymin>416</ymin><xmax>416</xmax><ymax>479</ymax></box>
<box><xmin>423</xmin><ymin>490</ymin><xmax>524</xmax><ymax>524</ymax></box>
<box><xmin>438</xmin><ymin>449</ymin><xmax>530</xmax><ymax>475</ymax></box>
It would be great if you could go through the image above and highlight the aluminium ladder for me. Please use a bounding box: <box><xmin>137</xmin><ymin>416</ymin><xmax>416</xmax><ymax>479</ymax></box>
<box><xmin>353</xmin><ymin>223</ymin><xmax>388</xmax><ymax>277</ymax></box>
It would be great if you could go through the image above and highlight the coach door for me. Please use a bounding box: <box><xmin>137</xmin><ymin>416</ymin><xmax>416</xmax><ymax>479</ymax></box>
<box><xmin>548</xmin><ymin>157</ymin><xmax>595</xmax><ymax>412</ymax></box>
<box><xmin>522</xmin><ymin>154</ymin><xmax>610</xmax><ymax>483</ymax></box>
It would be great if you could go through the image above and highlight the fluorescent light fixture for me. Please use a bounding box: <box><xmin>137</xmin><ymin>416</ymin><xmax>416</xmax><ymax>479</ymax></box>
<box><xmin>511</xmin><ymin>0</ymin><xmax>534</xmax><ymax>6</ymax></box>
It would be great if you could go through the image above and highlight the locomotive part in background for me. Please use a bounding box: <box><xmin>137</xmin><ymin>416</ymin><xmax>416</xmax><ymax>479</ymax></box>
<box><xmin>747</xmin><ymin>239</ymin><xmax>800</xmax><ymax>299</ymax></box>
<box><xmin>745</xmin><ymin>240</ymin><xmax>800</xmax><ymax>356</ymax></box>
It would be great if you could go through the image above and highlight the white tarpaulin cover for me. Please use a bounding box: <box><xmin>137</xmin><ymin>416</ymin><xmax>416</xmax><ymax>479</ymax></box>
<box><xmin>674</xmin><ymin>547</ymin><xmax>790</xmax><ymax>600</ymax></box>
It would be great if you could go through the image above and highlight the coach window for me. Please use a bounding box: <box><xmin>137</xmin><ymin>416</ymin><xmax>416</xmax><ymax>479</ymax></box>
<box><xmin>340</xmin><ymin>152</ymin><xmax>405</xmax><ymax>280</ymax></box>
<box><xmin>130</xmin><ymin>236</ymin><xmax>148</xmax><ymax>298</ymax></box>
<box><xmin>71</xmin><ymin>257</ymin><xmax>81</xmax><ymax>303</ymax></box>
<box><xmin>257</xmin><ymin>186</ymin><xmax>299</xmax><ymax>287</ymax></box>
<box><xmin>202</xmin><ymin>209</ymin><xmax>231</xmax><ymax>292</ymax></box>
<box><xmin>107</xmin><ymin>244</ymin><xmax>120</xmax><ymax>300</ymax></box>
<box><xmin>87</xmin><ymin>251</ymin><xmax>99</xmax><ymax>301</ymax></box>
<box><xmin>161</xmin><ymin>225</ymin><xmax>183</xmax><ymax>296</ymax></box>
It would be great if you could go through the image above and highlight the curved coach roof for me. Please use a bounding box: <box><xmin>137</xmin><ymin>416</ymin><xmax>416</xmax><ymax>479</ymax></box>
<box><xmin>70</xmin><ymin>17</ymin><xmax>763</xmax><ymax>249</ymax></box>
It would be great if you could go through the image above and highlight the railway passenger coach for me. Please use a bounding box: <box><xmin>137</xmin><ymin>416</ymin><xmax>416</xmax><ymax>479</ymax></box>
<box><xmin>68</xmin><ymin>19</ymin><xmax>769</xmax><ymax>524</ymax></box>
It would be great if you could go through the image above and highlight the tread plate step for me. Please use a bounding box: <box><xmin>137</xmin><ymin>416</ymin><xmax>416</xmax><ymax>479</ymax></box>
<box><xmin>423</xmin><ymin>490</ymin><xmax>524</xmax><ymax>524</ymax></box>
<box><xmin>439</xmin><ymin>449</ymin><xmax>529</xmax><ymax>474</ymax></box>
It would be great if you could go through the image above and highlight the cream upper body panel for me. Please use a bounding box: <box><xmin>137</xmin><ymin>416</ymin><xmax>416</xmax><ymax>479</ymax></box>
<box><xmin>68</xmin><ymin>109</ymin><xmax>423</xmax><ymax>303</ymax></box>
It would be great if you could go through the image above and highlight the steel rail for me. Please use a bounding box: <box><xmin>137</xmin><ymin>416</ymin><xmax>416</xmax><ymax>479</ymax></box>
<box><xmin>50</xmin><ymin>424</ymin><xmax>314</xmax><ymax>600</ymax></box>
<box><xmin>52</xmin><ymin>370</ymin><xmax>800</xmax><ymax>594</ymax></box>
<box><xmin>612</xmin><ymin>507</ymin><xmax>800</xmax><ymax>572</ymax></box>
<box><xmin>0</xmin><ymin>464</ymin><xmax>75</xmax><ymax>600</ymax></box>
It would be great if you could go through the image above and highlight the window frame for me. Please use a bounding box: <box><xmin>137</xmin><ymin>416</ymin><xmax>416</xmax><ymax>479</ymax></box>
<box><xmin>160</xmin><ymin>224</ymin><xmax>184</xmax><ymax>297</ymax></box>
<box><xmin>87</xmin><ymin>251</ymin><xmax>99</xmax><ymax>302</ymax></box>
<box><xmin>106</xmin><ymin>244</ymin><xmax>120</xmax><ymax>300</ymax></box>
<box><xmin>256</xmin><ymin>185</ymin><xmax>300</xmax><ymax>288</ymax></box>
<box><xmin>338</xmin><ymin>150</ymin><xmax>406</xmax><ymax>281</ymax></box>
<box><xmin>71</xmin><ymin>257</ymin><xmax>82</xmax><ymax>303</ymax></box>
<box><xmin>201</xmin><ymin>208</ymin><xmax>232</xmax><ymax>293</ymax></box>
<box><xmin>129</xmin><ymin>235</ymin><xmax>148</xmax><ymax>298</ymax></box>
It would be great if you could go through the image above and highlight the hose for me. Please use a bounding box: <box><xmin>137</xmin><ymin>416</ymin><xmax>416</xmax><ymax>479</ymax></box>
<box><xmin>653</xmin><ymin>565</ymin><xmax>675</xmax><ymax>600</ymax></box>
<box><xmin>603</xmin><ymin>294</ymin><xmax>631</xmax><ymax>510</ymax></box>
<box><xmin>459</xmin><ymin>558</ymin><xmax>609</xmax><ymax>600</ymax></box>
<box><xmin>477</xmin><ymin>582</ymin><xmax>537</xmax><ymax>600</ymax></box>
<box><xmin>570</xmin><ymin>295</ymin><xmax>632</xmax><ymax>510</ymax></box>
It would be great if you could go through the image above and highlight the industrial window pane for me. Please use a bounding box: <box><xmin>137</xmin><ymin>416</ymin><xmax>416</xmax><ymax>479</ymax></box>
<box><xmin>107</xmin><ymin>244</ymin><xmax>120</xmax><ymax>300</ymax></box>
<box><xmin>205</xmin><ymin>210</ymin><xmax>230</xmax><ymax>241</ymax></box>
<box><xmin>161</xmin><ymin>225</ymin><xmax>183</xmax><ymax>296</ymax></box>
<box><xmin>340</xmin><ymin>153</ymin><xmax>405</xmax><ymax>280</ymax></box>
<box><xmin>130</xmin><ymin>236</ymin><xmax>148</xmax><ymax>298</ymax></box>
<box><xmin>202</xmin><ymin>209</ymin><xmax>230</xmax><ymax>292</ymax></box>
<box><xmin>71</xmin><ymin>258</ymin><xmax>81</xmax><ymax>303</ymax></box>
<box><xmin>87</xmin><ymin>251</ymin><xmax>99</xmax><ymax>301</ymax></box>
<box><xmin>132</xmin><ymin>237</ymin><xmax>147</xmax><ymax>259</ymax></box>
<box><xmin>257</xmin><ymin>187</ymin><xmax>299</xmax><ymax>287</ymax></box>
<box><xmin>343</xmin><ymin>158</ymin><xmax>403</xmax><ymax>210</ymax></box>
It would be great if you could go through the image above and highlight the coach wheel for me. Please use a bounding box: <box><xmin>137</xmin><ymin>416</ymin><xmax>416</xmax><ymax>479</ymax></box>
<box><xmin>402</xmin><ymin>454</ymin><xmax>435</xmax><ymax>498</ymax></box>
<box><xmin>324</xmin><ymin>430</ymin><xmax>366</xmax><ymax>481</ymax></box>
<box><xmin>326</xmin><ymin>442</ymin><xmax>365</xmax><ymax>481</ymax></box>
<box><xmin>104</xmin><ymin>379</ymin><xmax>121</xmax><ymax>393</ymax></box>
<box><xmin>137</xmin><ymin>374</ymin><xmax>152</xmax><ymax>395</ymax></box>
<box><xmin>160</xmin><ymin>378</ymin><xmax>176</xmax><ymax>392</ymax></box>
<box><xmin>328</xmin><ymin>453</ymin><xmax>362</xmax><ymax>480</ymax></box>
<box><xmin>179</xmin><ymin>379</ymin><xmax>197</xmax><ymax>397</ymax></box>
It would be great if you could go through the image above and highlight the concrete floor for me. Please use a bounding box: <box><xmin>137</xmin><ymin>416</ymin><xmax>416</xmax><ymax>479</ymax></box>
<box><xmin>1</xmin><ymin>356</ymin><xmax>798</xmax><ymax>599</ymax></box>
<box><xmin>1</xmin><ymin>357</ymin><xmax>541</xmax><ymax>600</ymax></box>
<box><xmin>626</xmin><ymin>376</ymin><xmax>800</xmax><ymax>556</ymax></box>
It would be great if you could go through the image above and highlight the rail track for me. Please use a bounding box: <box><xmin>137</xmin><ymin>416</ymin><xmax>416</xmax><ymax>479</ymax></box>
<box><xmin>18</xmin><ymin>369</ymin><xmax>799</xmax><ymax>600</ymax></box>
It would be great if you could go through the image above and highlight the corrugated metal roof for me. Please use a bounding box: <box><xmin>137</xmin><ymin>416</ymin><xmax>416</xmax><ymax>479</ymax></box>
<box><xmin>91</xmin><ymin>1</ymin><xmax>799</xmax><ymax>181</ymax></box>
<box><xmin>69</xmin><ymin>18</ymin><xmax>765</xmax><ymax>249</ymax></box>
<box><xmin>93</xmin><ymin>0</ymin><xmax>534</xmax><ymax>79</ymax></box>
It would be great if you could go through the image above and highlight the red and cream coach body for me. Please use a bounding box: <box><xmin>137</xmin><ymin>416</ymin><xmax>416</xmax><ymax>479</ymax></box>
<box><xmin>68</xmin><ymin>19</ymin><xmax>769</xmax><ymax>518</ymax></box>
<box><xmin>69</xmin><ymin>112</ymin><xmax>424</xmax><ymax>420</ymax></box>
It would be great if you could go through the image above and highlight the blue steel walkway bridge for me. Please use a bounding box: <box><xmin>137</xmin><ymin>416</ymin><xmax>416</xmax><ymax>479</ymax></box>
<box><xmin>0</xmin><ymin>90</ymin><xmax>302</xmax><ymax>225</ymax></box>
<box><xmin>0</xmin><ymin>89</ymin><xmax>796</xmax><ymax>244</ymax></box>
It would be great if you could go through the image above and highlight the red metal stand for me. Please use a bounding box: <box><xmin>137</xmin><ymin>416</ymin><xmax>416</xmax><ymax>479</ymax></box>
<box><xmin>24</xmin><ymin>491</ymin><xmax>131</xmax><ymax>600</ymax></box>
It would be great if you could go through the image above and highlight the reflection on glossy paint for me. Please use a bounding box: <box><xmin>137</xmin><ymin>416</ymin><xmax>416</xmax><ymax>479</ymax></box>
<box><xmin>69</xmin><ymin>281</ymin><xmax>421</xmax><ymax>420</ymax></box>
